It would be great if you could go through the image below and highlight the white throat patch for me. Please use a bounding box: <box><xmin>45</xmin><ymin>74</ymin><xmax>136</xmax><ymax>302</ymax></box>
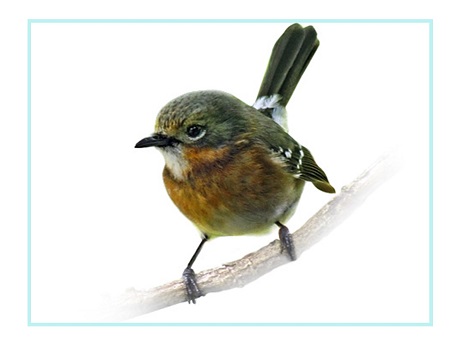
<box><xmin>160</xmin><ymin>148</ymin><xmax>188</xmax><ymax>180</ymax></box>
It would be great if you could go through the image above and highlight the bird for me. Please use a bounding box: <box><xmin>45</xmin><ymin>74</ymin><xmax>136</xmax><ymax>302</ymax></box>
<box><xmin>135</xmin><ymin>23</ymin><xmax>335</xmax><ymax>304</ymax></box>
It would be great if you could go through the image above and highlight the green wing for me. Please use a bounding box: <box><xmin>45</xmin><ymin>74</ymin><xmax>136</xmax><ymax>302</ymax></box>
<box><xmin>270</xmin><ymin>140</ymin><xmax>335</xmax><ymax>194</ymax></box>
<box><xmin>253</xmin><ymin>106</ymin><xmax>335</xmax><ymax>194</ymax></box>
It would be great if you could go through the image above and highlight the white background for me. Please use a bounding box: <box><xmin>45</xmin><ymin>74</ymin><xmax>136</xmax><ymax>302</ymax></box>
<box><xmin>30</xmin><ymin>22</ymin><xmax>429</xmax><ymax>324</ymax></box>
<box><xmin>2</xmin><ymin>0</ymin><xmax>459</xmax><ymax>344</ymax></box>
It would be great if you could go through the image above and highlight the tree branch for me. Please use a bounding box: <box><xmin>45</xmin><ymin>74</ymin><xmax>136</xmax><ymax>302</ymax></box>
<box><xmin>95</xmin><ymin>150</ymin><xmax>402</xmax><ymax>322</ymax></box>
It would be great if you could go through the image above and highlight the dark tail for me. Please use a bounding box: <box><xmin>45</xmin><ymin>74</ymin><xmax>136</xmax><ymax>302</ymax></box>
<box><xmin>256</xmin><ymin>24</ymin><xmax>319</xmax><ymax>107</ymax></box>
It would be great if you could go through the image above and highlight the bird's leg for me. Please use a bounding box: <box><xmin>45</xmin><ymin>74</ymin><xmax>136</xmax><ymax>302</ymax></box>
<box><xmin>182</xmin><ymin>236</ymin><xmax>208</xmax><ymax>304</ymax></box>
<box><xmin>276</xmin><ymin>221</ymin><xmax>296</xmax><ymax>261</ymax></box>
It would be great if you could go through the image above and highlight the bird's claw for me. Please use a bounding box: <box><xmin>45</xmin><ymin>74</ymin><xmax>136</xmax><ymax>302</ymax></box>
<box><xmin>182</xmin><ymin>267</ymin><xmax>203</xmax><ymax>304</ymax></box>
<box><xmin>278</xmin><ymin>224</ymin><xmax>297</xmax><ymax>261</ymax></box>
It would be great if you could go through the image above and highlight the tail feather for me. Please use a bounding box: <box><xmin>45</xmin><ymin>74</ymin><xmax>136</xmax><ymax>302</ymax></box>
<box><xmin>256</xmin><ymin>24</ymin><xmax>319</xmax><ymax>107</ymax></box>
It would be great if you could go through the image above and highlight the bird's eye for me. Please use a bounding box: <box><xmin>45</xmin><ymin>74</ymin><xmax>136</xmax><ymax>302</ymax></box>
<box><xmin>186</xmin><ymin>125</ymin><xmax>206</xmax><ymax>140</ymax></box>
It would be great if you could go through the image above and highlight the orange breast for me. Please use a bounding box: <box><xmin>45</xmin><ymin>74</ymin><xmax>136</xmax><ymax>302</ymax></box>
<box><xmin>163</xmin><ymin>143</ymin><xmax>304</xmax><ymax>238</ymax></box>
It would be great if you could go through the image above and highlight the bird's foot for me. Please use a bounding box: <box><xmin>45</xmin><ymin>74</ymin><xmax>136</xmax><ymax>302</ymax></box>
<box><xmin>182</xmin><ymin>267</ymin><xmax>203</xmax><ymax>304</ymax></box>
<box><xmin>277</xmin><ymin>222</ymin><xmax>297</xmax><ymax>261</ymax></box>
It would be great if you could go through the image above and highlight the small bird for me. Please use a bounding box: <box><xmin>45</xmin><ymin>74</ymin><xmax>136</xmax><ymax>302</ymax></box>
<box><xmin>135</xmin><ymin>23</ymin><xmax>335</xmax><ymax>303</ymax></box>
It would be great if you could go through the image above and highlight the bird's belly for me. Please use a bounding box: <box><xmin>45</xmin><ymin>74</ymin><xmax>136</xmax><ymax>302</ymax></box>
<box><xmin>163</xmin><ymin>165</ymin><xmax>305</xmax><ymax>238</ymax></box>
<box><xmin>203</xmin><ymin>194</ymin><xmax>302</xmax><ymax>237</ymax></box>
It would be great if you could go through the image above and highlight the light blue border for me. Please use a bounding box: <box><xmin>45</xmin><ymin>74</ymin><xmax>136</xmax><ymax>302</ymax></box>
<box><xmin>27</xmin><ymin>19</ymin><xmax>33</xmax><ymax>327</ymax></box>
<box><xmin>27</xmin><ymin>18</ymin><xmax>433</xmax><ymax>327</ymax></box>
<box><xmin>28</xmin><ymin>18</ymin><xmax>431</xmax><ymax>24</ymax></box>
<box><xmin>428</xmin><ymin>20</ymin><xmax>434</xmax><ymax>326</ymax></box>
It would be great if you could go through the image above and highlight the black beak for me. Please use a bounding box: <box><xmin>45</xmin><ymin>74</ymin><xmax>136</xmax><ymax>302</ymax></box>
<box><xmin>135</xmin><ymin>134</ymin><xmax>173</xmax><ymax>148</ymax></box>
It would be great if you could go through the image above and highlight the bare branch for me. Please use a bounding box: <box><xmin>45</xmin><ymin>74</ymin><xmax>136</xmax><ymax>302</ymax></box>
<box><xmin>95</xmin><ymin>150</ymin><xmax>402</xmax><ymax>322</ymax></box>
